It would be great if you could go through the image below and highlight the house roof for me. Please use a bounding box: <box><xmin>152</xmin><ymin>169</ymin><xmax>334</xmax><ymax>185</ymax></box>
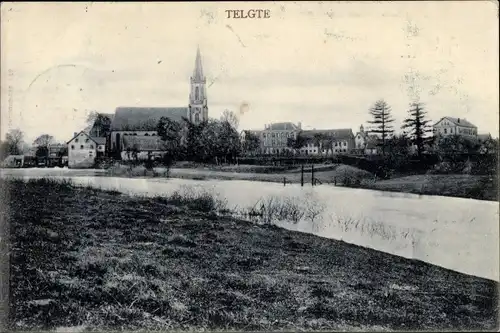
<box><xmin>66</xmin><ymin>131</ymin><xmax>98</xmax><ymax>145</ymax></box>
<box><xmin>301</xmin><ymin>128</ymin><xmax>354</xmax><ymax>140</ymax></box>
<box><xmin>264</xmin><ymin>122</ymin><xmax>300</xmax><ymax>131</ymax></box>
<box><xmin>111</xmin><ymin>107</ymin><xmax>189</xmax><ymax>131</ymax></box>
<box><xmin>122</xmin><ymin>135</ymin><xmax>164</xmax><ymax>151</ymax></box>
<box><xmin>91</xmin><ymin>137</ymin><xmax>107</xmax><ymax>145</ymax></box>
<box><xmin>355</xmin><ymin>131</ymin><xmax>369</xmax><ymax>139</ymax></box>
<box><xmin>434</xmin><ymin>117</ymin><xmax>477</xmax><ymax>128</ymax></box>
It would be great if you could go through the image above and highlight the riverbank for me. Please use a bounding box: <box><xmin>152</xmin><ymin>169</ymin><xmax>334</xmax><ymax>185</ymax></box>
<box><xmin>2</xmin><ymin>178</ymin><xmax>498</xmax><ymax>331</ymax></box>
<box><xmin>105</xmin><ymin>163</ymin><xmax>498</xmax><ymax>202</ymax></box>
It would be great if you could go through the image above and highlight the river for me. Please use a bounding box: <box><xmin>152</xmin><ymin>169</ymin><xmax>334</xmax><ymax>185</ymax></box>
<box><xmin>2</xmin><ymin>167</ymin><xmax>499</xmax><ymax>281</ymax></box>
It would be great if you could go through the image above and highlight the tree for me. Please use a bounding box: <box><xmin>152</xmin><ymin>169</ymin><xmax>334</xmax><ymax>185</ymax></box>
<box><xmin>220</xmin><ymin>109</ymin><xmax>239</xmax><ymax>130</ymax></box>
<box><xmin>401</xmin><ymin>102</ymin><xmax>432</xmax><ymax>159</ymax></box>
<box><xmin>183</xmin><ymin>117</ymin><xmax>208</xmax><ymax>161</ymax></box>
<box><xmin>86</xmin><ymin>112</ymin><xmax>112</xmax><ymax>137</ymax></box>
<box><xmin>33</xmin><ymin>134</ymin><xmax>54</xmax><ymax>158</ymax></box>
<box><xmin>218</xmin><ymin>119</ymin><xmax>242</xmax><ymax>163</ymax></box>
<box><xmin>367</xmin><ymin>99</ymin><xmax>395</xmax><ymax>156</ymax></box>
<box><xmin>287</xmin><ymin>131</ymin><xmax>307</xmax><ymax>155</ymax></box>
<box><xmin>4</xmin><ymin>129</ymin><xmax>24</xmax><ymax>156</ymax></box>
<box><xmin>157</xmin><ymin>117</ymin><xmax>183</xmax><ymax>169</ymax></box>
<box><xmin>312</xmin><ymin>133</ymin><xmax>326</xmax><ymax>156</ymax></box>
<box><xmin>242</xmin><ymin>131</ymin><xmax>261</xmax><ymax>155</ymax></box>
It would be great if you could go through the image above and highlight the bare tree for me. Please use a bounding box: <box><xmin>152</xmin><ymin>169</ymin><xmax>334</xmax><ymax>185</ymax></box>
<box><xmin>220</xmin><ymin>109</ymin><xmax>240</xmax><ymax>130</ymax></box>
<box><xmin>5</xmin><ymin>128</ymin><xmax>24</xmax><ymax>155</ymax></box>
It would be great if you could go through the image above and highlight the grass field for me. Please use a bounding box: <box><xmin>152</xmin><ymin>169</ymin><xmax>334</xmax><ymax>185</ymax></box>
<box><xmin>361</xmin><ymin>174</ymin><xmax>498</xmax><ymax>201</ymax></box>
<box><xmin>2</xmin><ymin>178</ymin><xmax>498</xmax><ymax>332</ymax></box>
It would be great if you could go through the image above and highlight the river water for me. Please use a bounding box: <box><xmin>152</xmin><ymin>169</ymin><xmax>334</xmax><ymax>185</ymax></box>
<box><xmin>2</xmin><ymin>168</ymin><xmax>499</xmax><ymax>281</ymax></box>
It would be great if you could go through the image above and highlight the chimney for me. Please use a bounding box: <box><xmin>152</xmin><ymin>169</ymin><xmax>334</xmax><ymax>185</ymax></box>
<box><xmin>457</xmin><ymin>118</ymin><xmax>460</xmax><ymax>123</ymax></box>
<box><xmin>73</xmin><ymin>132</ymin><xmax>77</xmax><ymax>137</ymax></box>
<box><xmin>297</xmin><ymin>122</ymin><xmax>302</xmax><ymax>129</ymax></box>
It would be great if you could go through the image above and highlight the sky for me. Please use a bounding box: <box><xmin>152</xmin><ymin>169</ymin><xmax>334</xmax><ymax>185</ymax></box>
<box><xmin>1</xmin><ymin>1</ymin><xmax>498</xmax><ymax>143</ymax></box>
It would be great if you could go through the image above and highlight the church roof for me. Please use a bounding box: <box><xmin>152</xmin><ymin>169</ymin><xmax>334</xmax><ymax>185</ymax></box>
<box><xmin>111</xmin><ymin>107</ymin><xmax>189</xmax><ymax>131</ymax></box>
<box><xmin>192</xmin><ymin>46</ymin><xmax>204</xmax><ymax>81</ymax></box>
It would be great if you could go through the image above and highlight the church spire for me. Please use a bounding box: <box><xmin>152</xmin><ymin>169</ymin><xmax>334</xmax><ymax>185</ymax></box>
<box><xmin>192</xmin><ymin>45</ymin><xmax>204</xmax><ymax>81</ymax></box>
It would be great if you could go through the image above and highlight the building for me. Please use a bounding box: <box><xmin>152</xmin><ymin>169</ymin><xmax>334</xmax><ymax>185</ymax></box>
<box><xmin>299</xmin><ymin>128</ymin><xmax>355</xmax><ymax>155</ymax></box>
<box><xmin>109</xmin><ymin>46</ymin><xmax>209</xmax><ymax>158</ymax></box>
<box><xmin>67</xmin><ymin>131</ymin><xmax>104</xmax><ymax>168</ymax></box>
<box><xmin>260</xmin><ymin>122</ymin><xmax>301</xmax><ymax>155</ymax></box>
<box><xmin>433</xmin><ymin>117</ymin><xmax>477</xmax><ymax>138</ymax></box>
<box><xmin>353</xmin><ymin>124</ymin><xmax>379</xmax><ymax>155</ymax></box>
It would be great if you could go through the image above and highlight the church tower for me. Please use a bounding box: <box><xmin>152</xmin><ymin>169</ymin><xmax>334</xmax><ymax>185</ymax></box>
<box><xmin>188</xmin><ymin>46</ymin><xmax>208</xmax><ymax>124</ymax></box>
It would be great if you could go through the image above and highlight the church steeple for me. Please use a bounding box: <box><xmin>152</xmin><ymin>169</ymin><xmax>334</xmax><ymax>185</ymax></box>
<box><xmin>192</xmin><ymin>45</ymin><xmax>204</xmax><ymax>81</ymax></box>
<box><xmin>188</xmin><ymin>46</ymin><xmax>208</xmax><ymax>124</ymax></box>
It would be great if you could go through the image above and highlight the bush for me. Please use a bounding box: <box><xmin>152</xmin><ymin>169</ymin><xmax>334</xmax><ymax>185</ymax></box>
<box><xmin>155</xmin><ymin>186</ymin><xmax>227</xmax><ymax>213</ymax></box>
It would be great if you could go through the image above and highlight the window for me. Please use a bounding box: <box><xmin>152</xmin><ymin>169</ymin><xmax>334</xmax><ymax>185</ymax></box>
<box><xmin>71</xmin><ymin>145</ymin><xmax>74</xmax><ymax>149</ymax></box>
<box><xmin>133</xmin><ymin>133</ymin><xmax>138</xmax><ymax>136</ymax></box>
<box><xmin>89</xmin><ymin>151</ymin><xmax>93</xmax><ymax>156</ymax></box>
<box><xmin>80</xmin><ymin>145</ymin><xmax>84</xmax><ymax>149</ymax></box>
<box><xmin>85</xmin><ymin>139</ymin><xmax>89</xmax><ymax>143</ymax></box>
<box><xmin>195</xmin><ymin>113</ymin><xmax>200</xmax><ymax>123</ymax></box>
<box><xmin>444</xmin><ymin>129</ymin><xmax>447</xmax><ymax>134</ymax></box>
<box><xmin>343</xmin><ymin>142</ymin><xmax>347</xmax><ymax>146</ymax></box>
<box><xmin>152</xmin><ymin>133</ymin><xmax>156</xmax><ymax>136</ymax></box>
<box><xmin>75</xmin><ymin>138</ymin><xmax>79</xmax><ymax>143</ymax></box>
<box><xmin>195</xmin><ymin>86</ymin><xmax>200</xmax><ymax>100</ymax></box>
<box><xmin>90</xmin><ymin>145</ymin><xmax>94</xmax><ymax>149</ymax></box>
<box><xmin>144</xmin><ymin>133</ymin><xmax>150</xmax><ymax>136</ymax></box>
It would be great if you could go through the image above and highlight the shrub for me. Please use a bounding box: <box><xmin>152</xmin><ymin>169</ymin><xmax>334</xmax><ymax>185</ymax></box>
<box><xmin>155</xmin><ymin>186</ymin><xmax>227</xmax><ymax>213</ymax></box>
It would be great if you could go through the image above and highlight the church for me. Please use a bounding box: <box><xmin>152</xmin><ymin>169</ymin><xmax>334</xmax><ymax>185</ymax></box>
<box><xmin>108</xmin><ymin>46</ymin><xmax>209</xmax><ymax>159</ymax></box>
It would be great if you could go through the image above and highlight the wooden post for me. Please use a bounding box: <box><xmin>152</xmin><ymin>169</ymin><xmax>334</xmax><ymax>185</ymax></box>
<box><xmin>283</xmin><ymin>177</ymin><xmax>286</xmax><ymax>186</ymax></box>
<box><xmin>301</xmin><ymin>164</ymin><xmax>304</xmax><ymax>187</ymax></box>
<box><xmin>311</xmin><ymin>164</ymin><xmax>315</xmax><ymax>186</ymax></box>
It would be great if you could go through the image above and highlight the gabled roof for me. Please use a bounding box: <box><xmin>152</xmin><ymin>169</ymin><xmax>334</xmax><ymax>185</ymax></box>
<box><xmin>111</xmin><ymin>107</ymin><xmax>189</xmax><ymax>131</ymax></box>
<box><xmin>91</xmin><ymin>137</ymin><xmax>107</xmax><ymax>145</ymax></box>
<box><xmin>301</xmin><ymin>128</ymin><xmax>354</xmax><ymax>140</ymax></box>
<box><xmin>264</xmin><ymin>122</ymin><xmax>300</xmax><ymax>131</ymax></box>
<box><xmin>434</xmin><ymin>117</ymin><xmax>477</xmax><ymax>128</ymax></box>
<box><xmin>66</xmin><ymin>131</ymin><xmax>98</xmax><ymax>145</ymax></box>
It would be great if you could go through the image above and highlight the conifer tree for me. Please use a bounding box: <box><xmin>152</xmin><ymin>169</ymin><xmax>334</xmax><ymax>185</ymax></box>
<box><xmin>401</xmin><ymin>102</ymin><xmax>432</xmax><ymax>159</ymax></box>
<box><xmin>367</xmin><ymin>99</ymin><xmax>395</xmax><ymax>155</ymax></box>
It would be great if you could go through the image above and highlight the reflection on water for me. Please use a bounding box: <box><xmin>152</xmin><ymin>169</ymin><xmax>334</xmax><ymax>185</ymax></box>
<box><xmin>2</xmin><ymin>170</ymin><xmax>499</xmax><ymax>281</ymax></box>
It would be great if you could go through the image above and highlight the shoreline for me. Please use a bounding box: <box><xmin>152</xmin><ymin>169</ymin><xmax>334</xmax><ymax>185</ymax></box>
<box><xmin>1</xmin><ymin>166</ymin><xmax>497</xmax><ymax>202</ymax></box>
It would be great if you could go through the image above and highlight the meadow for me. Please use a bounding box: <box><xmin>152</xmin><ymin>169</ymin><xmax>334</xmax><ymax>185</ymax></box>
<box><xmin>2</xmin><ymin>178</ymin><xmax>498</xmax><ymax>331</ymax></box>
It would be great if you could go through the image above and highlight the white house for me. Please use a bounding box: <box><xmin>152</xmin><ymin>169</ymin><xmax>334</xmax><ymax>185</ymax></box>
<box><xmin>433</xmin><ymin>117</ymin><xmax>477</xmax><ymax>138</ymax></box>
<box><xmin>299</xmin><ymin>128</ymin><xmax>355</xmax><ymax>156</ymax></box>
<box><xmin>67</xmin><ymin>131</ymin><xmax>102</xmax><ymax>168</ymax></box>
